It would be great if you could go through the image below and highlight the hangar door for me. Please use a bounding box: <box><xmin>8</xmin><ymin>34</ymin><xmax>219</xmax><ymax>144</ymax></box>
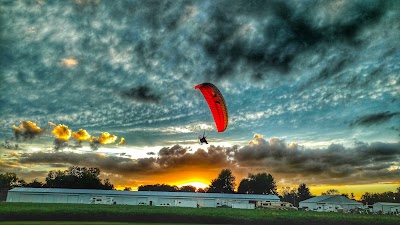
<box><xmin>67</xmin><ymin>195</ymin><xmax>79</xmax><ymax>203</ymax></box>
<box><xmin>204</xmin><ymin>199</ymin><xmax>215</xmax><ymax>207</ymax></box>
<box><xmin>21</xmin><ymin>194</ymin><xmax>43</xmax><ymax>203</ymax></box>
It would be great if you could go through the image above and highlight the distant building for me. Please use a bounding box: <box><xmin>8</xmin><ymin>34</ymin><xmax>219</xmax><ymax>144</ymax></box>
<box><xmin>373</xmin><ymin>202</ymin><xmax>400</xmax><ymax>214</ymax></box>
<box><xmin>257</xmin><ymin>201</ymin><xmax>297</xmax><ymax>210</ymax></box>
<box><xmin>390</xmin><ymin>206</ymin><xmax>400</xmax><ymax>215</ymax></box>
<box><xmin>299</xmin><ymin>195</ymin><xmax>362</xmax><ymax>211</ymax></box>
<box><xmin>7</xmin><ymin>187</ymin><xmax>279</xmax><ymax>208</ymax></box>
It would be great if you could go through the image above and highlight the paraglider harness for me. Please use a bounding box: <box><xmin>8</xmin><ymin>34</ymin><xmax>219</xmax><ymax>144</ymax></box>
<box><xmin>199</xmin><ymin>132</ymin><xmax>208</xmax><ymax>144</ymax></box>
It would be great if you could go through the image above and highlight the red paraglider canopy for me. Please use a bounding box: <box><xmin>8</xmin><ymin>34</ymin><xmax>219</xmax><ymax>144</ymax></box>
<box><xmin>195</xmin><ymin>83</ymin><xmax>228</xmax><ymax>132</ymax></box>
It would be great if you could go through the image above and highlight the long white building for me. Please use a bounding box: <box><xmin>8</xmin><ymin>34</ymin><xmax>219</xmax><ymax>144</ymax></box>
<box><xmin>7</xmin><ymin>187</ymin><xmax>279</xmax><ymax>208</ymax></box>
<box><xmin>373</xmin><ymin>202</ymin><xmax>400</xmax><ymax>214</ymax></box>
<box><xmin>299</xmin><ymin>195</ymin><xmax>362</xmax><ymax>211</ymax></box>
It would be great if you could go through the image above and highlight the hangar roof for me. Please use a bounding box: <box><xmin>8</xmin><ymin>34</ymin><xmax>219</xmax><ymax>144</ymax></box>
<box><xmin>9</xmin><ymin>187</ymin><xmax>280</xmax><ymax>200</ymax></box>
<box><xmin>374</xmin><ymin>202</ymin><xmax>400</xmax><ymax>206</ymax></box>
<box><xmin>300</xmin><ymin>195</ymin><xmax>362</xmax><ymax>205</ymax></box>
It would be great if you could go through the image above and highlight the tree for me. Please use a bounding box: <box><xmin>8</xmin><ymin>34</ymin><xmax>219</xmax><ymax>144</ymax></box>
<box><xmin>361</xmin><ymin>190</ymin><xmax>400</xmax><ymax>205</ymax></box>
<box><xmin>297</xmin><ymin>183</ymin><xmax>312</xmax><ymax>202</ymax></box>
<box><xmin>207</xmin><ymin>169</ymin><xmax>235</xmax><ymax>193</ymax></box>
<box><xmin>237</xmin><ymin>173</ymin><xmax>277</xmax><ymax>195</ymax></box>
<box><xmin>179</xmin><ymin>185</ymin><xmax>196</xmax><ymax>192</ymax></box>
<box><xmin>25</xmin><ymin>179</ymin><xmax>44</xmax><ymax>188</ymax></box>
<box><xmin>322</xmin><ymin>189</ymin><xmax>340</xmax><ymax>196</ymax></box>
<box><xmin>250</xmin><ymin>173</ymin><xmax>277</xmax><ymax>195</ymax></box>
<box><xmin>341</xmin><ymin>193</ymin><xmax>349</xmax><ymax>198</ymax></box>
<box><xmin>45</xmin><ymin>166</ymin><xmax>114</xmax><ymax>190</ymax></box>
<box><xmin>237</xmin><ymin>179</ymin><xmax>250</xmax><ymax>194</ymax></box>
<box><xmin>350</xmin><ymin>192</ymin><xmax>355</xmax><ymax>200</ymax></box>
<box><xmin>0</xmin><ymin>172</ymin><xmax>26</xmax><ymax>201</ymax></box>
<box><xmin>279</xmin><ymin>184</ymin><xmax>312</xmax><ymax>207</ymax></box>
<box><xmin>123</xmin><ymin>187</ymin><xmax>132</xmax><ymax>191</ymax></box>
<box><xmin>103</xmin><ymin>179</ymin><xmax>114</xmax><ymax>190</ymax></box>
<box><xmin>0</xmin><ymin>173</ymin><xmax>25</xmax><ymax>189</ymax></box>
<box><xmin>138</xmin><ymin>184</ymin><xmax>179</xmax><ymax>192</ymax></box>
<box><xmin>280</xmin><ymin>187</ymin><xmax>298</xmax><ymax>207</ymax></box>
<box><xmin>196</xmin><ymin>188</ymin><xmax>207</xmax><ymax>193</ymax></box>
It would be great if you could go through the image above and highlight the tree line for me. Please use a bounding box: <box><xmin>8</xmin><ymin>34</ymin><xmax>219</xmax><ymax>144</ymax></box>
<box><xmin>1</xmin><ymin>167</ymin><xmax>399</xmax><ymax>205</ymax></box>
<box><xmin>0</xmin><ymin>166</ymin><xmax>114</xmax><ymax>190</ymax></box>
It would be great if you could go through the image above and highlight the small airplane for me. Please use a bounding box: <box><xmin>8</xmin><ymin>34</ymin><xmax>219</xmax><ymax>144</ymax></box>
<box><xmin>199</xmin><ymin>131</ymin><xmax>208</xmax><ymax>144</ymax></box>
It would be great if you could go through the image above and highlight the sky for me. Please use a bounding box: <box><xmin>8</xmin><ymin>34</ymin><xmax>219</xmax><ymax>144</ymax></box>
<box><xmin>0</xmin><ymin>0</ymin><xmax>399</xmax><ymax>199</ymax></box>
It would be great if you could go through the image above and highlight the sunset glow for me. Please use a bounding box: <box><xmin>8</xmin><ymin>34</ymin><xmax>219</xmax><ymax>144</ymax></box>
<box><xmin>309</xmin><ymin>183</ymin><xmax>400</xmax><ymax>200</ymax></box>
<box><xmin>176</xmin><ymin>181</ymin><xmax>209</xmax><ymax>190</ymax></box>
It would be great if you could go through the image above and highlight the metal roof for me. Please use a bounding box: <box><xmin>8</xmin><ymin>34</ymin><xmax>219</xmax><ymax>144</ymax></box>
<box><xmin>374</xmin><ymin>202</ymin><xmax>400</xmax><ymax>206</ymax></box>
<box><xmin>9</xmin><ymin>187</ymin><xmax>279</xmax><ymax>200</ymax></box>
<box><xmin>300</xmin><ymin>195</ymin><xmax>362</xmax><ymax>205</ymax></box>
<box><xmin>300</xmin><ymin>195</ymin><xmax>333</xmax><ymax>203</ymax></box>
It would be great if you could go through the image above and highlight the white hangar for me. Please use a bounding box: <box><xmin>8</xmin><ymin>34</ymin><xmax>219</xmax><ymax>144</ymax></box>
<box><xmin>373</xmin><ymin>202</ymin><xmax>400</xmax><ymax>214</ymax></box>
<box><xmin>7</xmin><ymin>187</ymin><xmax>280</xmax><ymax>208</ymax></box>
<box><xmin>299</xmin><ymin>195</ymin><xmax>362</xmax><ymax>211</ymax></box>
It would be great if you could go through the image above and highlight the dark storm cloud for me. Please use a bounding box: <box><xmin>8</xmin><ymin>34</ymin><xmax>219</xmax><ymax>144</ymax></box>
<box><xmin>53</xmin><ymin>138</ymin><xmax>69</xmax><ymax>151</ymax></box>
<box><xmin>158</xmin><ymin>144</ymin><xmax>188</xmax><ymax>156</ymax></box>
<box><xmin>18</xmin><ymin>144</ymin><xmax>233</xmax><ymax>176</ymax></box>
<box><xmin>156</xmin><ymin>145</ymin><xmax>233</xmax><ymax>168</ymax></box>
<box><xmin>10</xmin><ymin>138</ymin><xmax>400</xmax><ymax>185</ymax></box>
<box><xmin>195</xmin><ymin>0</ymin><xmax>390</xmax><ymax>80</ymax></box>
<box><xmin>233</xmin><ymin>137</ymin><xmax>400</xmax><ymax>184</ymax></box>
<box><xmin>390</xmin><ymin>126</ymin><xmax>400</xmax><ymax>136</ymax></box>
<box><xmin>19</xmin><ymin>152</ymin><xmax>157</xmax><ymax>175</ymax></box>
<box><xmin>12</xmin><ymin>121</ymin><xmax>46</xmax><ymax>141</ymax></box>
<box><xmin>350</xmin><ymin>111</ymin><xmax>400</xmax><ymax>127</ymax></box>
<box><xmin>89</xmin><ymin>138</ymin><xmax>101</xmax><ymax>151</ymax></box>
<box><xmin>120</xmin><ymin>86</ymin><xmax>161</xmax><ymax>104</ymax></box>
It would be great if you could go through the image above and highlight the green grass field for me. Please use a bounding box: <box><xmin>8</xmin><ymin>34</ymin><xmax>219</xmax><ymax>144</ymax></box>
<box><xmin>0</xmin><ymin>223</ymin><xmax>217</xmax><ymax>225</ymax></box>
<box><xmin>0</xmin><ymin>202</ymin><xmax>398</xmax><ymax>225</ymax></box>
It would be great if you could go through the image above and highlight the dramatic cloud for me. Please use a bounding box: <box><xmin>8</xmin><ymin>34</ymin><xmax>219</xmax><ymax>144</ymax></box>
<box><xmin>120</xmin><ymin>86</ymin><xmax>161</xmax><ymax>104</ymax></box>
<box><xmin>52</xmin><ymin>124</ymin><xmax>72</xmax><ymax>141</ymax></box>
<box><xmin>233</xmin><ymin>136</ymin><xmax>400</xmax><ymax>185</ymax></box>
<box><xmin>98</xmin><ymin>132</ymin><xmax>118</xmax><ymax>144</ymax></box>
<box><xmin>51</xmin><ymin>124</ymin><xmax>72</xmax><ymax>151</ymax></box>
<box><xmin>90</xmin><ymin>132</ymin><xmax>118</xmax><ymax>150</ymax></box>
<box><xmin>0</xmin><ymin>140</ymin><xmax>20</xmax><ymax>150</ymax></box>
<box><xmin>17</xmin><ymin>144</ymin><xmax>232</xmax><ymax>176</ymax></box>
<box><xmin>12</xmin><ymin>121</ymin><xmax>46</xmax><ymax>141</ymax></box>
<box><xmin>72</xmin><ymin>129</ymin><xmax>91</xmax><ymax>142</ymax></box>
<box><xmin>53</xmin><ymin>138</ymin><xmax>69</xmax><ymax>152</ymax></box>
<box><xmin>156</xmin><ymin>145</ymin><xmax>233</xmax><ymax>169</ymax></box>
<box><xmin>19</xmin><ymin>152</ymin><xmax>156</xmax><ymax>175</ymax></box>
<box><xmin>9</xmin><ymin>138</ymin><xmax>399</xmax><ymax>186</ymax></box>
<box><xmin>350</xmin><ymin>111</ymin><xmax>400</xmax><ymax>127</ymax></box>
<box><xmin>195</xmin><ymin>0</ymin><xmax>391</xmax><ymax>81</ymax></box>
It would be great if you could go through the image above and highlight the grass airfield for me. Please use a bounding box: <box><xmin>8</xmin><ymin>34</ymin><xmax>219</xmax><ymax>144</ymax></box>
<box><xmin>0</xmin><ymin>202</ymin><xmax>399</xmax><ymax>225</ymax></box>
<box><xmin>0</xmin><ymin>223</ymin><xmax>216</xmax><ymax>225</ymax></box>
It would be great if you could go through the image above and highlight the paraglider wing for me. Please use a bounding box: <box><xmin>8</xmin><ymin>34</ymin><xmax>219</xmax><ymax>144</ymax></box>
<box><xmin>195</xmin><ymin>83</ymin><xmax>228</xmax><ymax>132</ymax></box>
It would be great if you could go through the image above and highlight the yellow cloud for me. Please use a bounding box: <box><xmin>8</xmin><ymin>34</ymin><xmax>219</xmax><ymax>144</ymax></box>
<box><xmin>72</xmin><ymin>129</ymin><xmax>91</xmax><ymax>141</ymax></box>
<box><xmin>254</xmin><ymin>133</ymin><xmax>263</xmax><ymax>139</ymax></box>
<box><xmin>97</xmin><ymin>132</ymin><xmax>118</xmax><ymax>144</ymax></box>
<box><xmin>118</xmin><ymin>137</ymin><xmax>125</xmax><ymax>145</ymax></box>
<box><xmin>62</xmin><ymin>58</ymin><xmax>78</xmax><ymax>67</ymax></box>
<box><xmin>52</xmin><ymin>124</ymin><xmax>72</xmax><ymax>141</ymax></box>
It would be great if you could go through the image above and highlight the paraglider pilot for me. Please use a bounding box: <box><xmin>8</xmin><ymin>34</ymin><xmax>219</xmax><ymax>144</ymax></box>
<box><xmin>199</xmin><ymin>132</ymin><xmax>208</xmax><ymax>144</ymax></box>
